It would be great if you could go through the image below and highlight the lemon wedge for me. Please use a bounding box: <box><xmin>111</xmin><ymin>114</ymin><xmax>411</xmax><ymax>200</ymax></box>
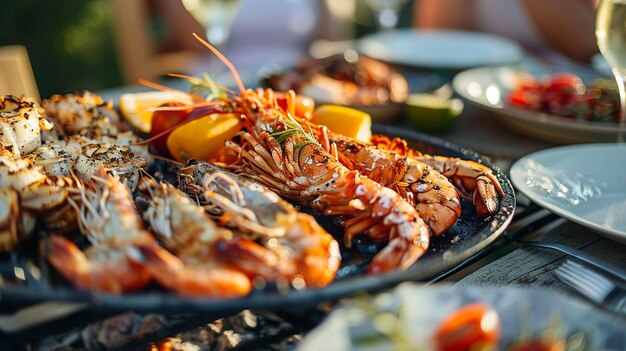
<box><xmin>404</xmin><ymin>94</ymin><xmax>463</xmax><ymax>133</ymax></box>
<box><xmin>166</xmin><ymin>113</ymin><xmax>242</xmax><ymax>162</ymax></box>
<box><xmin>311</xmin><ymin>105</ymin><xmax>372</xmax><ymax>142</ymax></box>
<box><xmin>119</xmin><ymin>91</ymin><xmax>192</xmax><ymax>133</ymax></box>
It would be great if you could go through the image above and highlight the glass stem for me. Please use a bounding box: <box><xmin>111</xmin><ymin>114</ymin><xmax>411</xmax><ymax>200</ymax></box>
<box><xmin>612</xmin><ymin>68</ymin><xmax>626</xmax><ymax>143</ymax></box>
<box><xmin>376</xmin><ymin>10</ymin><xmax>399</xmax><ymax>31</ymax></box>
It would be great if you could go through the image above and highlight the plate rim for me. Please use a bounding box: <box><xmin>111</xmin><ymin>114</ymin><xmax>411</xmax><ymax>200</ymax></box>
<box><xmin>510</xmin><ymin>143</ymin><xmax>626</xmax><ymax>242</ymax></box>
<box><xmin>357</xmin><ymin>28</ymin><xmax>524</xmax><ymax>69</ymax></box>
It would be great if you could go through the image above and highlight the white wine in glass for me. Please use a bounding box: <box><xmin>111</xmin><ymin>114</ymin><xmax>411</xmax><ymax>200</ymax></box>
<box><xmin>183</xmin><ymin>0</ymin><xmax>242</xmax><ymax>49</ymax></box>
<box><xmin>596</xmin><ymin>0</ymin><xmax>626</xmax><ymax>142</ymax></box>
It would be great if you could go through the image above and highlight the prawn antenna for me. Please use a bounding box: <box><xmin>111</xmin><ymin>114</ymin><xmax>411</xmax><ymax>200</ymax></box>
<box><xmin>192</xmin><ymin>33</ymin><xmax>246</xmax><ymax>95</ymax></box>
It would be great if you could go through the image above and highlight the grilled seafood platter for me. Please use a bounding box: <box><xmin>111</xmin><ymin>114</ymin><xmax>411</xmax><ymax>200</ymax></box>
<box><xmin>0</xmin><ymin>36</ymin><xmax>513</xmax><ymax>301</ymax></box>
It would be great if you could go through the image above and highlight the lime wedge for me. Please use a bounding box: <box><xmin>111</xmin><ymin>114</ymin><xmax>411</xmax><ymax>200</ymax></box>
<box><xmin>404</xmin><ymin>93</ymin><xmax>463</xmax><ymax>133</ymax></box>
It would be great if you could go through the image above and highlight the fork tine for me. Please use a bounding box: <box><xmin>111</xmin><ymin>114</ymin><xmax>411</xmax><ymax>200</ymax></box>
<box><xmin>556</xmin><ymin>259</ymin><xmax>615</xmax><ymax>301</ymax></box>
<box><xmin>556</xmin><ymin>264</ymin><xmax>605</xmax><ymax>300</ymax></box>
<box><xmin>558</xmin><ymin>262</ymin><xmax>606</xmax><ymax>298</ymax></box>
<box><xmin>567</xmin><ymin>260</ymin><xmax>613</xmax><ymax>291</ymax></box>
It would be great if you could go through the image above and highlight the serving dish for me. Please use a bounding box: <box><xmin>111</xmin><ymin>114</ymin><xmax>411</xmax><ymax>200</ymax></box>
<box><xmin>260</xmin><ymin>53</ymin><xmax>410</xmax><ymax>122</ymax></box>
<box><xmin>453</xmin><ymin>66</ymin><xmax>626</xmax><ymax>143</ymax></box>
<box><xmin>298</xmin><ymin>283</ymin><xmax>626</xmax><ymax>351</ymax></box>
<box><xmin>0</xmin><ymin>124</ymin><xmax>515</xmax><ymax>315</ymax></box>
<box><xmin>510</xmin><ymin>143</ymin><xmax>626</xmax><ymax>243</ymax></box>
<box><xmin>357</xmin><ymin>29</ymin><xmax>523</xmax><ymax>70</ymax></box>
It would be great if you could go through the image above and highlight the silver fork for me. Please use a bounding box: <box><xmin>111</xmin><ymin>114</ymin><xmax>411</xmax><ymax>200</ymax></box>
<box><xmin>555</xmin><ymin>259</ymin><xmax>626</xmax><ymax>316</ymax></box>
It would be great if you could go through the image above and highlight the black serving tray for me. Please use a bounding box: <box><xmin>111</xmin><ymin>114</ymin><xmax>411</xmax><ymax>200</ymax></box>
<box><xmin>0</xmin><ymin>124</ymin><xmax>515</xmax><ymax>316</ymax></box>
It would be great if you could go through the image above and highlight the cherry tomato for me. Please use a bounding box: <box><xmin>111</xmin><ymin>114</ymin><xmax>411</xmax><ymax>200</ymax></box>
<box><xmin>508</xmin><ymin>90</ymin><xmax>538</xmax><ymax>108</ymax></box>
<box><xmin>546</xmin><ymin>72</ymin><xmax>585</xmax><ymax>94</ymax></box>
<box><xmin>434</xmin><ymin>302</ymin><xmax>500</xmax><ymax>351</ymax></box>
<box><xmin>149</xmin><ymin>102</ymin><xmax>193</xmax><ymax>156</ymax></box>
<box><xmin>275</xmin><ymin>92</ymin><xmax>315</xmax><ymax>120</ymax></box>
<box><xmin>516</xmin><ymin>75</ymin><xmax>543</xmax><ymax>91</ymax></box>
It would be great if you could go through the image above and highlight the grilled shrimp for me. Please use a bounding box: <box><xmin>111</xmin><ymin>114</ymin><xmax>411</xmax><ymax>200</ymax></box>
<box><xmin>179</xmin><ymin>162</ymin><xmax>341</xmax><ymax>287</ymax></box>
<box><xmin>370</xmin><ymin>135</ymin><xmax>504</xmax><ymax>216</ymax></box>
<box><xmin>134</xmin><ymin>177</ymin><xmax>267</xmax><ymax>297</ymax></box>
<box><xmin>0</xmin><ymin>95</ymin><xmax>53</xmax><ymax>158</ymax></box>
<box><xmin>322</xmin><ymin>132</ymin><xmax>461</xmax><ymax>236</ymax></box>
<box><xmin>42</xmin><ymin>169</ymin><xmax>154</xmax><ymax>293</ymax></box>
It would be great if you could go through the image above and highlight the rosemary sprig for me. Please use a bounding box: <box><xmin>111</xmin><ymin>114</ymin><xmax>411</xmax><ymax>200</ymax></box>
<box><xmin>271</xmin><ymin>114</ymin><xmax>321</xmax><ymax>150</ymax></box>
<box><xmin>188</xmin><ymin>73</ymin><xmax>226</xmax><ymax>101</ymax></box>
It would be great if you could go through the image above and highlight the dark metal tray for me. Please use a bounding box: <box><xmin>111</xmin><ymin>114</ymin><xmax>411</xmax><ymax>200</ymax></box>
<box><xmin>0</xmin><ymin>124</ymin><xmax>516</xmax><ymax>316</ymax></box>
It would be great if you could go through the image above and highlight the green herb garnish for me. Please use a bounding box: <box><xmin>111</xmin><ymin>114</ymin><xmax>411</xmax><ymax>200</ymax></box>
<box><xmin>271</xmin><ymin>114</ymin><xmax>321</xmax><ymax>150</ymax></box>
<box><xmin>188</xmin><ymin>73</ymin><xmax>226</xmax><ymax>101</ymax></box>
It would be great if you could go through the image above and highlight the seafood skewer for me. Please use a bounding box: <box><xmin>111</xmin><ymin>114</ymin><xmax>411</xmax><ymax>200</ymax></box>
<box><xmin>42</xmin><ymin>170</ymin><xmax>154</xmax><ymax>293</ymax></box>
<box><xmin>179</xmin><ymin>162</ymin><xmax>341</xmax><ymax>287</ymax></box>
<box><xmin>186</xmin><ymin>34</ymin><xmax>431</xmax><ymax>274</ymax></box>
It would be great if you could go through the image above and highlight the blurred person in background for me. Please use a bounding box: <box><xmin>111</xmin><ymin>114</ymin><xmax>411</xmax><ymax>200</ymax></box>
<box><xmin>413</xmin><ymin>0</ymin><xmax>598</xmax><ymax>62</ymax></box>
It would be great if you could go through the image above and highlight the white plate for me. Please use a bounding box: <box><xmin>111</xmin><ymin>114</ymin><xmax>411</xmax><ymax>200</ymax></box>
<box><xmin>298</xmin><ymin>283</ymin><xmax>626</xmax><ymax>351</ymax></box>
<box><xmin>453</xmin><ymin>66</ymin><xmax>626</xmax><ymax>143</ymax></box>
<box><xmin>357</xmin><ymin>29</ymin><xmax>523</xmax><ymax>69</ymax></box>
<box><xmin>510</xmin><ymin>144</ymin><xmax>626</xmax><ymax>243</ymax></box>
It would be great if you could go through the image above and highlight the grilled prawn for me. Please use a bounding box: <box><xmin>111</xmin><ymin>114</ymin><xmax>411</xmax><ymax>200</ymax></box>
<box><xmin>42</xmin><ymin>170</ymin><xmax>155</xmax><ymax>293</ymax></box>
<box><xmin>134</xmin><ymin>177</ymin><xmax>255</xmax><ymax>297</ymax></box>
<box><xmin>370</xmin><ymin>135</ymin><xmax>504</xmax><ymax>216</ymax></box>
<box><xmin>322</xmin><ymin>132</ymin><xmax>461</xmax><ymax>236</ymax></box>
<box><xmin>179</xmin><ymin>162</ymin><xmax>341</xmax><ymax>287</ymax></box>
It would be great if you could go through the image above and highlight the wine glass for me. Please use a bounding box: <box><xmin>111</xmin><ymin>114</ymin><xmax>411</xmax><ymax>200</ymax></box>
<box><xmin>364</xmin><ymin>0</ymin><xmax>408</xmax><ymax>32</ymax></box>
<box><xmin>182</xmin><ymin>0</ymin><xmax>242</xmax><ymax>50</ymax></box>
<box><xmin>596</xmin><ymin>0</ymin><xmax>626</xmax><ymax>143</ymax></box>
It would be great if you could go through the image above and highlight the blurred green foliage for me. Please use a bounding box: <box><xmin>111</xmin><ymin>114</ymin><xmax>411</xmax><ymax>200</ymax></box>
<box><xmin>0</xmin><ymin>0</ymin><xmax>122</xmax><ymax>98</ymax></box>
